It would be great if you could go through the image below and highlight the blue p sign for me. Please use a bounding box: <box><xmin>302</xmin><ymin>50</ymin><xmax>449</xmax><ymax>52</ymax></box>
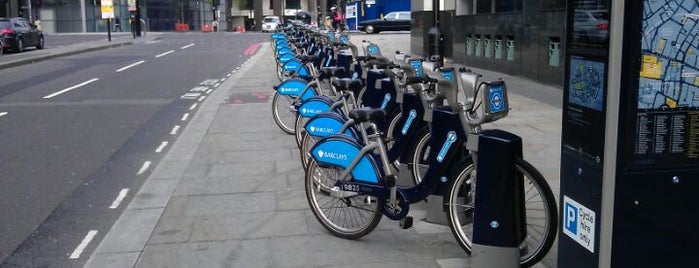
<box><xmin>564</xmin><ymin>202</ymin><xmax>578</xmax><ymax>234</ymax></box>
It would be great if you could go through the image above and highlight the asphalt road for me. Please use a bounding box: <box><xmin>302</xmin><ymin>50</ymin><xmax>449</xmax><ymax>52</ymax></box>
<box><xmin>0</xmin><ymin>32</ymin><xmax>269</xmax><ymax>267</ymax></box>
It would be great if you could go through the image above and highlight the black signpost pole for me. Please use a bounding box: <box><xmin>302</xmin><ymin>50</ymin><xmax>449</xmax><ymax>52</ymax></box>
<box><xmin>107</xmin><ymin>18</ymin><xmax>112</xmax><ymax>42</ymax></box>
<box><xmin>427</xmin><ymin>0</ymin><xmax>443</xmax><ymax>65</ymax></box>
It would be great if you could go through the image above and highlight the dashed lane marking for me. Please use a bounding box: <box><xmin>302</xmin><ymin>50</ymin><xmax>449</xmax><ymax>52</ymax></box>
<box><xmin>155</xmin><ymin>50</ymin><xmax>175</xmax><ymax>58</ymax></box>
<box><xmin>181</xmin><ymin>43</ymin><xmax>195</xmax><ymax>49</ymax></box>
<box><xmin>181</xmin><ymin>113</ymin><xmax>190</xmax><ymax>121</ymax></box>
<box><xmin>155</xmin><ymin>141</ymin><xmax>169</xmax><ymax>153</ymax></box>
<box><xmin>116</xmin><ymin>60</ymin><xmax>146</xmax><ymax>73</ymax></box>
<box><xmin>170</xmin><ymin>125</ymin><xmax>181</xmax><ymax>135</ymax></box>
<box><xmin>0</xmin><ymin>112</ymin><xmax>7</xmax><ymax>118</ymax></box>
<box><xmin>68</xmin><ymin>230</ymin><xmax>98</xmax><ymax>259</ymax></box>
<box><xmin>43</xmin><ymin>78</ymin><xmax>99</xmax><ymax>99</ymax></box>
<box><xmin>108</xmin><ymin>188</ymin><xmax>130</xmax><ymax>209</ymax></box>
<box><xmin>137</xmin><ymin>161</ymin><xmax>151</xmax><ymax>175</ymax></box>
<box><xmin>189</xmin><ymin>103</ymin><xmax>198</xmax><ymax>110</ymax></box>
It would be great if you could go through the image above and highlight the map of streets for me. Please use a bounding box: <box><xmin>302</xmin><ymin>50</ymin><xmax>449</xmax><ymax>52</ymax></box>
<box><xmin>639</xmin><ymin>0</ymin><xmax>699</xmax><ymax>109</ymax></box>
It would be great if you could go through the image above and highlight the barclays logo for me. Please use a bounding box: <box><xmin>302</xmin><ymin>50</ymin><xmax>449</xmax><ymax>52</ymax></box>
<box><xmin>309</xmin><ymin>126</ymin><xmax>335</xmax><ymax>133</ymax></box>
<box><xmin>301</xmin><ymin>108</ymin><xmax>323</xmax><ymax>115</ymax></box>
<box><xmin>318</xmin><ymin>150</ymin><xmax>348</xmax><ymax>161</ymax></box>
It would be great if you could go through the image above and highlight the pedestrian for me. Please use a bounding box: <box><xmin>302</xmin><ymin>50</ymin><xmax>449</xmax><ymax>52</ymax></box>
<box><xmin>114</xmin><ymin>17</ymin><xmax>122</xmax><ymax>32</ymax></box>
<box><xmin>331</xmin><ymin>6</ymin><xmax>344</xmax><ymax>32</ymax></box>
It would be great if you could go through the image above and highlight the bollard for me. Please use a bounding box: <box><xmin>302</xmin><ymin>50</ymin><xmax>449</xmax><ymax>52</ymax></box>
<box><xmin>471</xmin><ymin>129</ymin><xmax>525</xmax><ymax>268</ymax></box>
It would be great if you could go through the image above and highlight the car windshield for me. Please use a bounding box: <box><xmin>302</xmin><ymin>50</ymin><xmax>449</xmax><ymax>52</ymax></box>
<box><xmin>263</xmin><ymin>18</ymin><xmax>279</xmax><ymax>23</ymax></box>
<box><xmin>0</xmin><ymin>21</ymin><xmax>11</xmax><ymax>29</ymax></box>
<box><xmin>385</xmin><ymin>13</ymin><xmax>397</xmax><ymax>20</ymax></box>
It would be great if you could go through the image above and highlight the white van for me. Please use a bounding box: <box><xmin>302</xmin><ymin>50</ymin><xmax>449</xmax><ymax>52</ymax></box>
<box><xmin>262</xmin><ymin>16</ymin><xmax>281</xmax><ymax>32</ymax></box>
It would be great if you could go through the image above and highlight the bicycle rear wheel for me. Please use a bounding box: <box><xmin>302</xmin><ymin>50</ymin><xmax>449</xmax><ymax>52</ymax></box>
<box><xmin>305</xmin><ymin>159</ymin><xmax>383</xmax><ymax>239</ymax></box>
<box><xmin>444</xmin><ymin>157</ymin><xmax>557</xmax><ymax>267</ymax></box>
<box><xmin>272</xmin><ymin>92</ymin><xmax>296</xmax><ymax>134</ymax></box>
<box><xmin>294</xmin><ymin>114</ymin><xmax>309</xmax><ymax>148</ymax></box>
<box><xmin>300</xmin><ymin>132</ymin><xmax>319</xmax><ymax>169</ymax></box>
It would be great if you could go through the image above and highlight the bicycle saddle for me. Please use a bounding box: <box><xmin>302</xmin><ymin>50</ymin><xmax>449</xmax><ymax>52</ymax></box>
<box><xmin>297</xmin><ymin>54</ymin><xmax>320</xmax><ymax>63</ymax></box>
<box><xmin>319</xmin><ymin>67</ymin><xmax>346</xmax><ymax>77</ymax></box>
<box><xmin>348</xmin><ymin>107</ymin><xmax>386</xmax><ymax>124</ymax></box>
<box><xmin>332</xmin><ymin>78</ymin><xmax>361</xmax><ymax>93</ymax></box>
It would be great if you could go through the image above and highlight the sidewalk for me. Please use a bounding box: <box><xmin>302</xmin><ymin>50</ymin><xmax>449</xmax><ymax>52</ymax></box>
<box><xmin>83</xmin><ymin>36</ymin><xmax>562</xmax><ymax>268</ymax></box>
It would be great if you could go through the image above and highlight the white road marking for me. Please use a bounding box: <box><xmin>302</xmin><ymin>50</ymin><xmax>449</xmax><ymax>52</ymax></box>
<box><xmin>189</xmin><ymin>103</ymin><xmax>198</xmax><ymax>110</ymax></box>
<box><xmin>170</xmin><ymin>125</ymin><xmax>181</xmax><ymax>135</ymax></box>
<box><xmin>180</xmin><ymin>93</ymin><xmax>202</xmax><ymax>99</ymax></box>
<box><xmin>0</xmin><ymin>112</ymin><xmax>7</xmax><ymax>118</ymax></box>
<box><xmin>155</xmin><ymin>50</ymin><xmax>175</xmax><ymax>58</ymax></box>
<box><xmin>137</xmin><ymin>161</ymin><xmax>151</xmax><ymax>175</ymax></box>
<box><xmin>213</xmin><ymin>83</ymin><xmax>220</xmax><ymax>88</ymax></box>
<box><xmin>181</xmin><ymin>43</ymin><xmax>195</xmax><ymax>49</ymax></box>
<box><xmin>181</xmin><ymin>113</ymin><xmax>190</xmax><ymax>121</ymax></box>
<box><xmin>206</xmin><ymin>89</ymin><xmax>213</xmax><ymax>94</ymax></box>
<box><xmin>43</xmin><ymin>78</ymin><xmax>99</xmax><ymax>99</ymax></box>
<box><xmin>226</xmin><ymin>74</ymin><xmax>231</xmax><ymax>77</ymax></box>
<box><xmin>155</xmin><ymin>141</ymin><xmax>169</xmax><ymax>153</ymax></box>
<box><xmin>116</xmin><ymin>60</ymin><xmax>146</xmax><ymax>72</ymax></box>
<box><xmin>198</xmin><ymin>96</ymin><xmax>206</xmax><ymax>101</ymax></box>
<box><xmin>109</xmin><ymin>188</ymin><xmax>130</xmax><ymax>209</ymax></box>
<box><xmin>69</xmin><ymin>230</ymin><xmax>98</xmax><ymax>259</ymax></box>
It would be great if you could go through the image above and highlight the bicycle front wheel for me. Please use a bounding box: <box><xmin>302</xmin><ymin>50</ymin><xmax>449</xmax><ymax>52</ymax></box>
<box><xmin>271</xmin><ymin>92</ymin><xmax>296</xmax><ymax>134</ymax></box>
<box><xmin>294</xmin><ymin>114</ymin><xmax>309</xmax><ymax>148</ymax></box>
<box><xmin>444</xmin><ymin>157</ymin><xmax>558</xmax><ymax>267</ymax></box>
<box><xmin>305</xmin><ymin>159</ymin><xmax>383</xmax><ymax>239</ymax></box>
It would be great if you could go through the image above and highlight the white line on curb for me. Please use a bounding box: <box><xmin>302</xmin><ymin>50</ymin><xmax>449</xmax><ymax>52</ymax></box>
<box><xmin>170</xmin><ymin>125</ymin><xmax>180</xmax><ymax>135</ymax></box>
<box><xmin>43</xmin><ymin>78</ymin><xmax>99</xmax><ymax>99</ymax></box>
<box><xmin>181</xmin><ymin>43</ymin><xmax>195</xmax><ymax>49</ymax></box>
<box><xmin>155</xmin><ymin>141</ymin><xmax>169</xmax><ymax>153</ymax></box>
<box><xmin>137</xmin><ymin>161</ymin><xmax>151</xmax><ymax>175</ymax></box>
<box><xmin>116</xmin><ymin>60</ymin><xmax>146</xmax><ymax>73</ymax></box>
<box><xmin>155</xmin><ymin>50</ymin><xmax>175</xmax><ymax>58</ymax></box>
<box><xmin>108</xmin><ymin>188</ymin><xmax>130</xmax><ymax>209</ymax></box>
<box><xmin>69</xmin><ymin>230</ymin><xmax>98</xmax><ymax>259</ymax></box>
<box><xmin>189</xmin><ymin>103</ymin><xmax>198</xmax><ymax>110</ymax></box>
<box><xmin>181</xmin><ymin>113</ymin><xmax>189</xmax><ymax>121</ymax></box>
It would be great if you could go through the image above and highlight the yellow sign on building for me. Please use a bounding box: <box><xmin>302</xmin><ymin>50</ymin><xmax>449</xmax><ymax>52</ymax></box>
<box><xmin>101</xmin><ymin>0</ymin><xmax>115</xmax><ymax>19</ymax></box>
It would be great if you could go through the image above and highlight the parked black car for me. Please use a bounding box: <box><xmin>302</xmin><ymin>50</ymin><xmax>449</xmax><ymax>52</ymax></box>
<box><xmin>358</xmin><ymin>11</ymin><xmax>411</xmax><ymax>34</ymax></box>
<box><xmin>0</xmin><ymin>17</ymin><xmax>44</xmax><ymax>53</ymax></box>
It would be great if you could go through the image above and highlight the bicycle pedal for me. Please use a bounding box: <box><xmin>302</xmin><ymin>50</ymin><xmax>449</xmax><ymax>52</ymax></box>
<box><xmin>399</xmin><ymin>216</ymin><xmax>413</xmax><ymax>229</ymax></box>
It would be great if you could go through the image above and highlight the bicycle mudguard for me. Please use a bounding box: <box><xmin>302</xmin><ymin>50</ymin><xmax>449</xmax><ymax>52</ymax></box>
<box><xmin>310</xmin><ymin>135</ymin><xmax>381</xmax><ymax>184</ymax></box>
<box><xmin>282</xmin><ymin>59</ymin><xmax>310</xmax><ymax>77</ymax></box>
<box><xmin>304</xmin><ymin>112</ymin><xmax>357</xmax><ymax>139</ymax></box>
<box><xmin>297</xmin><ymin>96</ymin><xmax>334</xmax><ymax>118</ymax></box>
<box><xmin>271</xmin><ymin>33</ymin><xmax>286</xmax><ymax>40</ymax></box>
<box><xmin>274</xmin><ymin>79</ymin><xmax>317</xmax><ymax>101</ymax></box>
<box><xmin>277</xmin><ymin>52</ymin><xmax>294</xmax><ymax>63</ymax></box>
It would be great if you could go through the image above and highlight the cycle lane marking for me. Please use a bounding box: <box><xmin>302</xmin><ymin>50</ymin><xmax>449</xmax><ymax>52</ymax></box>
<box><xmin>43</xmin><ymin>78</ymin><xmax>99</xmax><ymax>99</ymax></box>
<box><xmin>68</xmin><ymin>230</ymin><xmax>98</xmax><ymax>259</ymax></box>
<box><xmin>155</xmin><ymin>141</ymin><xmax>169</xmax><ymax>153</ymax></box>
<box><xmin>116</xmin><ymin>60</ymin><xmax>146</xmax><ymax>73</ymax></box>
<box><xmin>137</xmin><ymin>161</ymin><xmax>151</xmax><ymax>175</ymax></box>
<box><xmin>108</xmin><ymin>188</ymin><xmax>130</xmax><ymax>209</ymax></box>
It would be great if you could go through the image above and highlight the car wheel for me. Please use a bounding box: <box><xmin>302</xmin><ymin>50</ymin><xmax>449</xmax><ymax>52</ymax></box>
<box><xmin>36</xmin><ymin>36</ymin><xmax>44</xmax><ymax>49</ymax></box>
<box><xmin>365</xmin><ymin>25</ymin><xmax>376</xmax><ymax>34</ymax></box>
<box><xmin>16</xmin><ymin>39</ymin><xmax>24</xmax><ymax>53</ymax></box>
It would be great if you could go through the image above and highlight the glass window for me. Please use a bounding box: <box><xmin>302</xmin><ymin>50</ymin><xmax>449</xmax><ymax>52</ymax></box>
<box><xmin>542</xmin><ymin>0</ymin><xmax>565</xmax><ymax>10</ymax></box>
<box><xmin>385</xmin><ymin>12</ymin><xmax>397</xmax><ymax>20</ymax></box>
<box><xmin>398</xmin><ymin>12</ymin><xmax>410</xmax><ymax>20</ymax></box>
<box><xmin>496</xmin><ymin>0</ymin><xmax>522</xmax><ymax>12</ymax></box>
<box><xmin>476</xmin><ymin>0</ymin><xmax>491</xmax><ymax>14</ymax></box>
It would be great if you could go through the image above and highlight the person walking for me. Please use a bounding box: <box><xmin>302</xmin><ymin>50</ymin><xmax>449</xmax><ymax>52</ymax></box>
<box><xmin>331</xmin><ymin>6</ymin><xmax>344</xmax><ymax>32</ymax></box>
<box><xmin>114</xmin><ymin>17</ymin><xmax>122</xmax><ymax>32</ymax></box>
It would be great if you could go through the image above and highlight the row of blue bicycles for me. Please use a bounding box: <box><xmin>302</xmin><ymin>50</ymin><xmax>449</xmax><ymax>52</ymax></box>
<box><xmin>268</xmin><ymin>22</ymin><xmax>558</xmax><ymax>267</ymax></box>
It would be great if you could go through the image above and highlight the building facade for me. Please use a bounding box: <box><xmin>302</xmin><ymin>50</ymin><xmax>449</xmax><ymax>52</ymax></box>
<box><xmin>411</xmin><ymin>0</ymin><xmax>571</xmax><ymax>86</ymax></box>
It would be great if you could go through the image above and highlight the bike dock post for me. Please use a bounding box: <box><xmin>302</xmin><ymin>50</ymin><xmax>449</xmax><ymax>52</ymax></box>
<box><xmin>471</xmin><ymin>129</ymin><xmax>525</xmax><ymax>268</ymax></box>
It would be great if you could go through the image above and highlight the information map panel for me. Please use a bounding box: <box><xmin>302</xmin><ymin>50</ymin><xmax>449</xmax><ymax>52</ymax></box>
<box><xmin>634</xmin><ymin>0</ymin><xmax>699</xmax><ymax>167</ymax></box>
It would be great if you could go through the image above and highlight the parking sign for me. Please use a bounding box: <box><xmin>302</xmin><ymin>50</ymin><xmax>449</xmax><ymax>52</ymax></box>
<box><xmin>562</xmin><ymin>196</ymin><xmax>596</xmax><ymax>253</ymax></box>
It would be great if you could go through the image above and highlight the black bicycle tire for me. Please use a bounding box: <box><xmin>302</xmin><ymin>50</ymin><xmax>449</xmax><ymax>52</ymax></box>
<box><xmin>271</xmin><ymin>92</ymin><xmax>296</xmax><ymax>134</ymax></box>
